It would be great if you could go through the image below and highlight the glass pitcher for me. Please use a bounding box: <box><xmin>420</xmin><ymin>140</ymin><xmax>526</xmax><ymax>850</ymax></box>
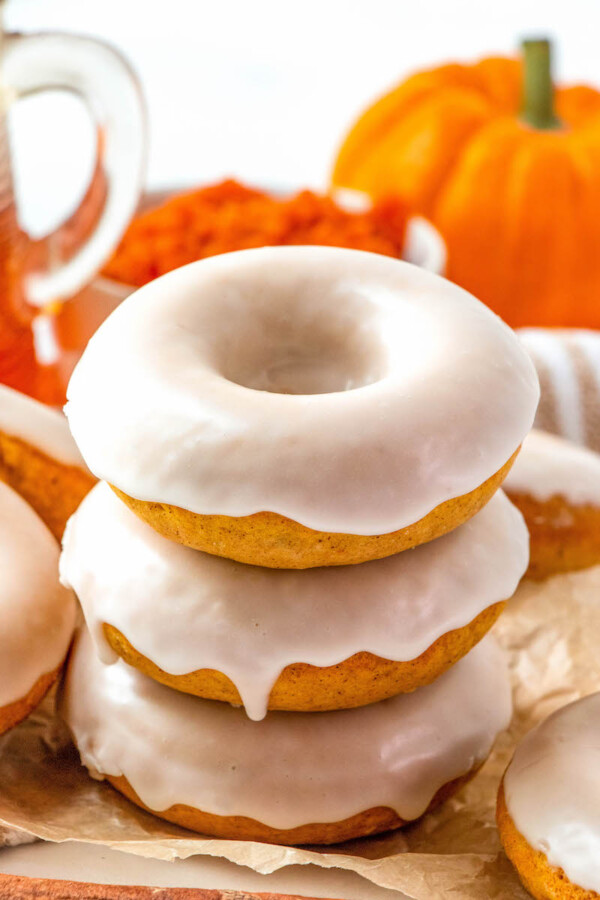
<box><xmin>0</xmin><ymin>20</ymin><xmax>145</xmax><ymax>403</ymax></box>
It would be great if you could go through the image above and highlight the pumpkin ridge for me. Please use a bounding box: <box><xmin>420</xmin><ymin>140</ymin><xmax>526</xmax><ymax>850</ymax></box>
<box><xmin>332</xmin><ymin>73</ymin><xmax>448</xmax><ymax>187</ymax></box>
<box><xmin>472</xmin><ymin>57</ymin><xmax>521</xmax><ymax>110</ymax></box>
<box><xmin>409</xmin><ymin>93</ymin><xmax>496</xmax><ymax>214</ymax></box>
<box><xmin>339</xmin><ymin>91</ymin><xmax>495</xmax><ymax>212</ymax></box>
<box><xmin>433</xmin><ymin>121</ymin><xmax>530</xmax><ymax>318</ymax></box>
<box><xmin>332</xmin><ymin>64</ymin><xmax>505</xmax><ymax>188</ymax></box>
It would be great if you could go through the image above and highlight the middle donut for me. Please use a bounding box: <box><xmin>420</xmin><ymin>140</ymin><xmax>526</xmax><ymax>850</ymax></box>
<box><xmin>61</xmin><ymin>483</ymin><xmax>528</xmax><ymax>721</ymax></box>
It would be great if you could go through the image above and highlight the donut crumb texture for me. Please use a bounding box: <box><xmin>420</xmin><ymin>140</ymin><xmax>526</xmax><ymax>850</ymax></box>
<box><xmin>0</xmin><ymin>431</ymin><xmax>95</xmax><ymax>540</ymax></box>
<box><xmin>107</xmin><ymin>764</ymin><xmax>481</xmax><ymax>845</ymax></box>
<box><xmin>103</xmin><ymin>602</ymin><xmax>504</xmax><ymax>711</ymax></box>
<box><xmin>505</xmin><ymin>491</ymin><xmax>600</xmax><ymax>580</ymax></box>
<box><xmin>111</xmin><ymin>451</ymin><xmax>519</xmax><ymax>568</ymax></box>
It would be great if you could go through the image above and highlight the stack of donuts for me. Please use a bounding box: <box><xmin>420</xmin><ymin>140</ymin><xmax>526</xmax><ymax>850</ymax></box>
<box><xmin>59</xmin><ymin>246</ymin><xmax>539</xmax><ymax>845</ymax></box>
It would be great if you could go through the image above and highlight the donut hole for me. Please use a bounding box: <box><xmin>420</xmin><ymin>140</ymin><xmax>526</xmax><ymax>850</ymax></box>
<box><xmin>218</xmin><ymin>295</ymin><xmax>388</xmax><ymax>395</ymax></box>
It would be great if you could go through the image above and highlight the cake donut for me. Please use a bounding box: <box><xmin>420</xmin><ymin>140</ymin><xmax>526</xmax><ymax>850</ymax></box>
<box><xmin>0</xmin><ymin>480</ymin><xmax>76</xmax><ymax>736</ymax></box>
<box><xmin>498</xmin><ymin>693</ymin><xmax>600</xmax><ymax>899</ymax></box>
<box><xmin>62</xmin><ymin>628</ymin><xmax>511</xmax><ymax>844</ymax></box>
<box><xmin>65</xmin><ymin>247</ymin><xmax>539</xmax><ymax>568</ymax></box>
<box><xmin>0</xmin><ymin>384</ymin><xmax>95</xmax><ymax>539</ymax></box>
<box><xmin>504</xmin><ymin>430</ymin><xmax>600</xmax><ymax>580</ymax></box>
<box><xmin>60</xmin><ymin>483</ymin><xmax>528</xmax><ymax>720</ymax></box>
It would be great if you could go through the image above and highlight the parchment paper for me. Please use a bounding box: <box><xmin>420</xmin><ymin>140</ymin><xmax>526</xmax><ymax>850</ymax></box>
<box><xmin>2</xmin><ymin>565</ymin><xmax>600</xmax><ymax>900</ymax></box>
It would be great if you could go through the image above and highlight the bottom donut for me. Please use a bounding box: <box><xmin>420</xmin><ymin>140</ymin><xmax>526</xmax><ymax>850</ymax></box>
<box><xmin>61</xmin><ymin>629</ymin><xmax>512</xmax><ymax>845</ymax></box>
<box><xmin>107</xmin><ymin>766</ymin><xmax>481</xmax><ymax>846</ymax></box>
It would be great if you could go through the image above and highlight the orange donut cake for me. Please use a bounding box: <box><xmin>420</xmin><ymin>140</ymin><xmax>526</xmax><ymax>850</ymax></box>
<box><xmin>498</xmin><ymin>693</ymin><xmax>600</xmax><ymax>899</ymax></box>
<box><xmin>0</xmin><ymin>481</ymin><xmax>76</xmax><ymax>736</ymax></box>
<box><xmin>65</xmin><ymin>247</ymin><xmax>539</xmax><ymax>568</ymax></box>
<box><xmin>0</xmin><ymin>383</ymin><xmax>95</xmax><ymax>539</ymax></box>
<box><xmin>504</xmin><ymin>429</ymin><xmax>600</xmax><ymax>580</ymax></box>
<box><xmin>62</xmin><ymin>629</ymin><xmax>512</xmax><ymax>845</ymax></box>
<box><xmin>60</xmin><ymin>484</ymin><xmax>528</xmax><ymax>719</ymax></box>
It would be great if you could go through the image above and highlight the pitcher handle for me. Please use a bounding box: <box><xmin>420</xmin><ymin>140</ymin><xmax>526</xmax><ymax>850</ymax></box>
<box><xmin>4</xmin><ymin>31</ymin><xmax>146</xmax><ymax>308</ymax></box>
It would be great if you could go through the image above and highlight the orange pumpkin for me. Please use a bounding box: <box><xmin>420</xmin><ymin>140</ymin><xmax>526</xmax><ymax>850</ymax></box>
<box><xmin>332</xmin><ymin>42</ymin><xmax>600</xmax><ymax>328</ymax></box>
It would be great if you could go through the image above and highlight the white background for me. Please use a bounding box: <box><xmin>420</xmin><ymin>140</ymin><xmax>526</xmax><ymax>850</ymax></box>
<box><xmin>5</xmin><ymin>0</ymin><xmax>600</xmax><ymax>235</ymax></box>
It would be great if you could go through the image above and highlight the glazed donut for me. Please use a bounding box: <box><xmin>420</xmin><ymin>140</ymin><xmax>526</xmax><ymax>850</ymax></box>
<box><xmin>498</xmin><ymin>693</ymin><xmax>600</xmax><ymax>899</ymax></box>
<box><xmin>519</xmin><ymin>327</ymin><xmax>600</xmax><ymax>453</ymax></box>
<box><xmin>0</xmin><ymin>481</ymin><xmax>76</xmax><ymax>736</ymax></box>
<box><xmin>65</xmin><ymin>247</ymin><xmax>538</xmax><ymax>568</ymax></box>
<box><xmin>504</xmin><ymin>429</ymin><xmax>600</xmax><ymax>580</ymax></box>
<box><xmin>60</xmin><ymin>483</ymin><xmax>528</xmax><ymax>720</ymax></box>
<box><xmin>0</xmin><ymin>384</ymin><xmax>95</xmax><ymax>539</ymax></box>
<box><xmin>62</xmin><ymin>628</ymin><xmax>511</xmax><ymax>845</ymax></box>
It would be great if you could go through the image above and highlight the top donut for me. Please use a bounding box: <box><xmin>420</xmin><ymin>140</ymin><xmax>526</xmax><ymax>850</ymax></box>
<box><xmin>65</xmin><ymin>247</ymin><xmax>539</xmax><ymax>568</ymax></box>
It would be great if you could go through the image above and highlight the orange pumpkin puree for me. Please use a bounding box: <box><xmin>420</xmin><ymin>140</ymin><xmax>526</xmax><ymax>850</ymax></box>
<box><xmin>103</xmin><ymin>180</ymin><xmax>409</xmax><ymax>288</ymax></box>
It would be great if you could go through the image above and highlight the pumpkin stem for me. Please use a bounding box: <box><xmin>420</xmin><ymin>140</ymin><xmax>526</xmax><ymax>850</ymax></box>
<box><xmin>520</xmin><ymin>38</ymin><xmax>561</xmax><ymax>130</ymax></box>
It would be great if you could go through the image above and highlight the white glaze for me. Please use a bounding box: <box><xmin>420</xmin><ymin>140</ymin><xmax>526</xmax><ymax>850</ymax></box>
<box><xmin>505</xmin><ymin>429</ymin><xmax>600</xmax><ymax>507</ymax></box>
<box><xmin>0</xmin><ymin>383</ymin><xmax>84</xmax><ymax>467</ymax></box>
<box><xmin>519</xmin><ymin>328</ymin><xmax>600</xmax><ymax>452</ymax></box>
<box><xmin>0</xmin><ymin>481</ymin><xmax>76</xmax><ymax>708</ymax></box>
<box><xmin>61</xmin><ymin>629</ymin><xmax>511</xmax><ymax>829</ymax></box>
<box><xmin>65</xmin><ymin>247</ymin><xmax>539</xmax><ymax>535</ymax></box>
<box><xmin>60</xmin><ymin>485</ymin><xmax>527</xmax><ymax>721</ymax></box>
<box><xmin>504</xmin><ymin>693</ymin><xmax>600</xmax><ymax>893</ymax></box>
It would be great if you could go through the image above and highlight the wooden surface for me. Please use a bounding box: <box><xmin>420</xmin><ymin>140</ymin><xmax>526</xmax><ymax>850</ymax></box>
<box><xmin>0</xmin><ymin>873</ymin><xmax>331</xmax><ymax>900</ymax></box>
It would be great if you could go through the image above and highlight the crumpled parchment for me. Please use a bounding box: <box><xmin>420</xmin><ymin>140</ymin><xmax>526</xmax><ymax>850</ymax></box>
<box><xmin>2</xmin><ymin>565</ymin><xmax>599</xmax><ymax>900</ymax></box>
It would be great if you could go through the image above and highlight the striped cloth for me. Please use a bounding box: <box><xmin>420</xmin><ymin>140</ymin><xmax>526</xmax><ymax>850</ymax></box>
<box><xmin>519</xmin><ymin>329</ymin><xmax>600</xmax><ymax>453</ymax></box>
